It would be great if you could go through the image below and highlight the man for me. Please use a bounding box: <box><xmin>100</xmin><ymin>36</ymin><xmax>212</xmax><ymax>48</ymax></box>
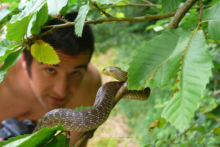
<box><xmin>0</xmin><ymin>13</ymin><xmax>102</xmax><ymax>145</ymax></box>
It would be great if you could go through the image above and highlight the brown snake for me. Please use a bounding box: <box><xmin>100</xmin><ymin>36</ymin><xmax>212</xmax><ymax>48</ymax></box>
<box><xmin>34</xmin><ymin>67</ymin><xmax>150</xmax><ymax>132</ymax></box>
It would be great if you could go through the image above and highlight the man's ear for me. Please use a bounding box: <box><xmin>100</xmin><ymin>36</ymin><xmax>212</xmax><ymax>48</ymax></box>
<box><xmin>21</xmin><ymin>52</ymin><xmax>27</xmax><ymax>69</ymax></box>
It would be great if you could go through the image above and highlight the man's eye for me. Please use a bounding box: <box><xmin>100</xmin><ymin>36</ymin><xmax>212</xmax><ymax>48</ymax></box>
<box><xmin>46</xmin><ymin>68</ymin><xmax>56</xmax><ymax>74</ymax></box>
<box><xmin>71</xmin><ymin>71</ymin><xmax>82</xmax><ymax>77</ymax></box>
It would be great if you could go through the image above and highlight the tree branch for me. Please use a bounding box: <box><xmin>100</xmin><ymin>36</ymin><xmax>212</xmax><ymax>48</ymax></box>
<box><xmin>168</xmin><ymin>0</ymin><xmax>197</xmax><ymax>29</ymax></box>
<box><xmin>38</xmin><ymin>12</ymin><xmax>174</xmax><ymax>38</ymax></box>
<box><xmin>91</xmin><ymin>1</ymin><xmax>113</xmax><ymax>18</ymax></box>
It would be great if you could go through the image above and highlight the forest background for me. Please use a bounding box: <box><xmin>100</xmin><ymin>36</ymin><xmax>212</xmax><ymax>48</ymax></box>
<box><xmin>0</xmin><ymin>0</ymin><xmax>220</xmax><ymax>146</ymax></box>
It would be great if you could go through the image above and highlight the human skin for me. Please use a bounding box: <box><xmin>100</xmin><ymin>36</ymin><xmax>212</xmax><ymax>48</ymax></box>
<box><xmin>0</xmin><ymin>50</ymin><xmax>102</xmax><ymax>145</ymax></box>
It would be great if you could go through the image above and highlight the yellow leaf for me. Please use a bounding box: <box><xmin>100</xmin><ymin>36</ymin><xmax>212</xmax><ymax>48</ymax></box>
<box><xmin>116</xmin><ymin>12</ymin><xmax>125</xmax><ymax>18</ymax></box>
<box><xmin>31</xmin><ymin>40</ymin><xmax>60</xmax><ymax>65</ymax></box>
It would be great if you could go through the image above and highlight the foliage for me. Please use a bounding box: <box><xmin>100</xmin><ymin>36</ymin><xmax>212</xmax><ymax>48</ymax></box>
<box><xmin>0</xmin><ymin>125</ymin><xmax>70</xmax><ymax>147</ymax></box>
<box><xmin>31</xmin><ymin>40</ymin><xmax>60</xmax><ymax>65</ymax></box>
<box><xmin>0</xmin><ymin>0</ymin><xmax>220</xmax><ymax>146</ymax></box>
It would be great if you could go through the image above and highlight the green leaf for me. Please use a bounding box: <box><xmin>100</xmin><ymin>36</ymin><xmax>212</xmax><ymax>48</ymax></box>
<box><xmin>1</xmin><ymin>49</ymin><xmax>22</xmax><ymax>70</ymax></box>
<box><xmin>0</xmin><ymin>39</ymin><xmax>20</xmax><ymax>64</ymax></box>
<box><xmin>203</xmin><ymin>1</ymin><xmax>220</xmax><ymax>21</ymax></box>
<box><xmin>162</xmin><ymin>0</ymin><xmax>180</xmax><ymax>13</ymax></box>
<box><xmin>9</xmin><ymin>0</ymin><xmax>46</xmax><ymax>23</ymax></box>
<box><xmin>128</xmin><ymin>30</ymin><xmax>180</xmax><ymax>90</ymax></box>
<box><xmin>0</xmin><ymin>49</ymin><xmax>22</xmax><ymax>83</ymax></box>
<box><xmin>0</xmin><ymin>8</ymin><xmax>11</xmax><ymax>22</ymax></box>
<box><xmin>208</xmin><ymin>20</ymin><xmax>220</xmax><ymax>40</ymax></box>
<box><xmin>162</xmin><ymin>31</ymin><xmax>213</xmax><ymax>132</ymax></box>
<box><xmin>213</xmin><ymin>125</ymin><xmax>220</xmax><ymax>135</ymax></box>
<box><xmin>0</xmin><ymin>39</ymin><xmax>12</xmax><ymax>57</ymax></box>
<box><xmin>44</xmin><ymin>134</ymin><xmax>70</xmax><ymax>147</ymax></box>
<box><xmin>6</xmin><ymin>0</ymin><xmax>46</xmax><ymax>41</ymax></box>
<box><xmin>158</xmin><ymin>117</ymin><xmax>166</xmax><ymax>128</ymax></box>
<box><xmin>75</xmin><ymin>3</ymin><xmax>90</xmax><ymax>37</ymax></box>
<box><xmin>6</xmin><ymin>14</ymin><xmax>33</xmax><ymax>41</ymax></box>
<box><xmin>31</xmin><ymin>4</ymin><xmax>48</xmax><ymax>35</ymax></box>
<box><xmin>203</xmin><ymin>2</ymin><xmax>220</xmax><ymax>40</ymax></box>
<box><xmin>2</xmin><ymin>125</ymin><xmax>64</xmax><ymax>147</ymax></box>
<box><xmin>0</xmin><ymin>70</ymin><xmax>8</xmax><ymax>83</ymax></box>
<box><xmin>150</xmin><ymin>31</ymin><xmax>191</xmax><ymax>87</ymax></box>
<box><xmin>47</xmin><ymin>0</ymin><xmax>68</xmax><ymax>16</ymax></box>
<box><xmin>31</xmin><ymin>40</ymin><xmax>60</xmax><ymax>65</ymax></box>
<box><xmin>0</xmin><ymin>135</ymin><xmax>30</xmax><ymax>146</ymax></box>
<box><xmin>94</xmin><ymin>0</ymin><xmax>122</xmax><ymax>4</ymax></box>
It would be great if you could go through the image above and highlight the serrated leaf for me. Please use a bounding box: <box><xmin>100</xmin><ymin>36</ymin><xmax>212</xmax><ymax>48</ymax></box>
<box><xmin>162</xmin><ymin>0</ymin><xmax>180</xmax><ymax>13</ymax></box>
<box><xmin>75</xmin><ymin>4</ymin><xmax>90</xmax><ymax>37</ymax></box>
<box><xmin>94</xmin><ymin>0</ymin><xmax>122</xmax><ymax>4</ymax></box>
<box><xmin>47</xmin><ymin>0</ymin><xmax>68</xmax><ymax>16</ymax></box>
<box><xmin>31</xmin><ymin>40</ymin><xmax>60</xmax><ymax>65</ymax></box>
<box><xmin>203</xmin><ymin>1</ymin><xmax>220</xmax><ymax>21</ymax></box>
<box><xmin>150</xmin><ymin>31</ymin><xmax>191</xmax><ymax>87</ymax></box>
<box><xmin>2</xmin><ymin>125</ymin><xmax>64</xmax><ymax>147</ymax></box>
<box><xmin>6</xmin><ymin>14</ymin><xmax>33</xmax><ymax>41</ymax></box>
<box><xmin>128</xmin><ymin>30</ymin><xmax>180</xmax><ymax>90</ymax></box>
<box><xmin>162</xmin><ymin>31</ymin><xmax>213</xmax><ymax>132</ymax></box>
<box><xmin>31</xmin><ymin>4</ymin><xmax>48</xmax><ymax>35</ymax></box>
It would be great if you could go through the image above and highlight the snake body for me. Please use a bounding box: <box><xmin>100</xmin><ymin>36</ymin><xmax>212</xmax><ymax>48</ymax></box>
<box><xmin>34</xmin><ymin>67</ymin><xmax>150</xmax><ymax>132</ymax></box>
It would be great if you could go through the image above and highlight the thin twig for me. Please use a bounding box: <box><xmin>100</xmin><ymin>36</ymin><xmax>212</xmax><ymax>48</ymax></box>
<box><xmin>198</xmin><ymin>0</ymin><xmax>204</xmax><ymax>24</ymax></box>
<box><xmin>59</xmin><ymin>17</ymin><xmax>69</xmax><ymax>23</ymax></box>
<box><xmin>99</xmin><ymin>2</ymin><xmax>157</xmax><ymax>9</ymax></box>
<box><xmin>168</xmin><ymin>0</ymin><xmax>197</xmax><ymax>29</ymax></box>
<box><xmin>142</xmin><ymin>0</ymin><xmax>155</xmax><ymax>6</ymax></box>
<box><xmin>91</xmin><ymin>1</ymin><xmax>113</xmax><ymax>18</ymax></box>
<box><xmin>192</xmin><ymin>5</ymin><xmax>211</xmax><ymax>9</ymax></box>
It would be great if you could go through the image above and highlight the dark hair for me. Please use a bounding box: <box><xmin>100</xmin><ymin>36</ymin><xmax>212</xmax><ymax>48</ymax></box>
<box><xmin>24</xmin><ymin>13</ymin><xmax>94</xmax><ymax>76</ymax></box>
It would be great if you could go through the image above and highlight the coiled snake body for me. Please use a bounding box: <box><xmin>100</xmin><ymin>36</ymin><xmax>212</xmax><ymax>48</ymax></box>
<box><xmin>35</xmin><ymin>67</ymin><xmax>150</xmax><ymax>132</ymax></box>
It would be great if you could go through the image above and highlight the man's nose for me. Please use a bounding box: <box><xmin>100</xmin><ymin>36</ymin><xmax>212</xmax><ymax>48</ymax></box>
<box><xmin>53</xmin><ymin>76</ymin><xmax>69</xmax><ymax>98</ymax></box>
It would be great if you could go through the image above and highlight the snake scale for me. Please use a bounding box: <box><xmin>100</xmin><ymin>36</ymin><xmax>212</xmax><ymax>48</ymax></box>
<box><xmin>34</xmin><ymin>67</ymin><xmax>150</xmax><ymax>132</ymax></box>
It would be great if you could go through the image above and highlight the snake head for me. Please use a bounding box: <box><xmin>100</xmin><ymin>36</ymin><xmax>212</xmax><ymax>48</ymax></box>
<box><xmin>103</xmin><ymin>67</ymin><xmax>127</xmax><ymax>81</ymax></box>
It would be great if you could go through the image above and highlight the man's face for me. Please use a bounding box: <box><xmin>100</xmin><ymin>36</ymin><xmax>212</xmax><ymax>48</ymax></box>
<box><xmin>27</xmin><ymin>50</ymin><xmax>90</xmax><ymax>110</ymax></box>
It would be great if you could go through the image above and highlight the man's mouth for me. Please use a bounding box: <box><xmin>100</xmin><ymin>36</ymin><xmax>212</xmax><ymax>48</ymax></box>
<box><xmin>49</xmin><ymin>96</ymin><xmax>65</xmax><ymax>104</ymax></box>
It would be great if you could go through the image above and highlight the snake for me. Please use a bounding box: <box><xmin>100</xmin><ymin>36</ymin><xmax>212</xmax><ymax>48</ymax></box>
<box><xmin>34</xmin><ymin>67</ymin><xmax>150</xmax><ymax>132</ymax></box>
